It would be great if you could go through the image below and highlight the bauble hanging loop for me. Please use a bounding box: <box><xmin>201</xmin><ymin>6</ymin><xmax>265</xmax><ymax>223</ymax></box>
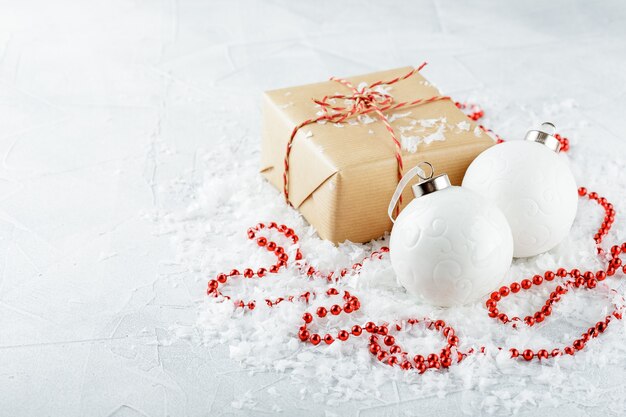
<box><xmin>389</xmin><ymin>162</ymin><xmax>514</xmax><ymax>307</ymax></box>
<box><xmin>462</xmin><ymin>122</ymin><xmax>578</xmax><ymax>258</ymax></box>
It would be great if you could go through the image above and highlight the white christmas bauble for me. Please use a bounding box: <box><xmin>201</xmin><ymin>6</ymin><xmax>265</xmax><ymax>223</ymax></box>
<box><xmin>462</xmin><ymin>127</ymin><xmax>578</xmax><ymax>258</ymax></box>
<box><xmin>389</xmin><ymin>179</ymin><xmax>513</xmax><ymax>307</ymax></box>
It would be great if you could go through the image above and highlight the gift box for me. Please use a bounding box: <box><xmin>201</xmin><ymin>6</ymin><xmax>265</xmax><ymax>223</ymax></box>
<box><xmin>260</xmin><ymin>65</ymin><xmax>495</xmax><ymax>243</ymax></box>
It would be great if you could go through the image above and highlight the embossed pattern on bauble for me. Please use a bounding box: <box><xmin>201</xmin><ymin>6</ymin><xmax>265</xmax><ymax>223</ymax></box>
<box><xmin>462</xmin><ymin>140</ymin><xmax>578</xmax><ymax>258</ymax></box>
<box><xmin>389</xmin><ymin>186</ymin><xmax>514</xmax><ymax>307</ymax></box>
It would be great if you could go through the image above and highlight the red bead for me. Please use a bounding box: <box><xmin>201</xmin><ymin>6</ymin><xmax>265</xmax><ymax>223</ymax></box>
<box><xmin>351</xmin><ymin>325</ymin><xmax>362</xmax><ymax>336</ymax></box>
<box><xmin>365</xmin><ymin>322</ymin><xmax>377</xmax><ymax>333</ymax></box>
<box><xmin>316</xmin><ymin>307</ymin><xmax>327</xmax><ymax>318</ymax></box>
<box><xmin>596</xmin><ymin>321</ymin><xmax>607</xmax><ymax>332</ymax></box>
<box><xmin>400</xmin><ymin>361</ymin><xmax>412</xmax><ymax>370</ymax></box>
<box><xmin>596</xmin><ymin>271</ymin><xmax>607</xmax><ymax>281</ymax></box>
<box><xmin>498</xmin><ymin>313</ymin><xmax>509</xmax><ymax>323</ymax></box>
<box><xmin>257</xmin><ymin>268</ymin><xmax>267</xmax><ymax>277</ymax></box>
<box><xmin>216</xmin><ymin>273</ymin><xmax>227</xmax><ymax>283</ymax></box>
<box><xmin>556</xmin><ymin>268</ymin><xmax>567</xmax><ymax>277</ymax></box>
<box><xmin>369</xmin><ymin>343</ymin><xmax>380</xmax><ymax>354</ymax></box>
<box><xmin>323</xmin><ymin>334</ymin><xmax>334</xmax><ymax>344</ymax></box>
<box><xmin>522</xmin><ymin>350</ymin><xmax>534</xmax><ymax>361</ymax></box>
<box><xmin>243</xmin><ymin>268</ymin><xmax>254</xmax><ymax>278</ymax></box>
<box><xmin>414</xmin><ymin>355</ymin><xmax>425</xmax><ymax>364</ymax></box>
<box><xmin>573</xmin><ymin>339</ymin><xmax>585</xmax><ymax>350</ymax></box>
<box><xmin>267</xmin><ymin>242</ymin><xmax>276</xmax><ymax>251</ymax></box>
<box><xmin>343</xmin><ymin>303</ymin><xmax>353</xmax><ymax>313</ymax></box>
<box><xmin>544</xmin><ymin>271</ymin><xmax>555</xmax><ymax>281</ymax></box>
<box><xmin>499</xmin><ymin>286</ymin><xmax>510</xmax><ymax>296</ymax></box>
<box><xmin>570</xmin><ymin>269</ymin><xmax>581</xmax><ymax>277</ymax></box>
<box><xmin>525</xmin><ymin>316</ymin><xmax>535</xmax><ymax>326</ymax></box>
<box><xmin>310</xmin><ymin>334</ymin><xmax>321</xmax><ymax>345</ymax></box>
<box><xmin>338</xmin><ymin>330</ymin><xmax>349</xmax><ymax>341</ymax></box>
<box><xmin>427</xmin><ymin>353</ymin><xmax>438</xmax><ymax>363</ymax></box>
<box><xmin>302</xmin><ymin>312</ymin><xmax>313</xmax><ymax>323</ymax></box>
<box><xmin>510</xmin><ymin>282</ymin><xmax>521</xmax><ymax>293</ymax></box>
<box><xmin>578</xmin><ymin>187</ymin><xmax>587</xmax><ymax>196</ymax></box>
<box><xmin>434</xmin><ymin>320</ymin><xmax>446</xmax><ymax>329</ymax></box>
<box><xmin>510</xmin><ymin>348</ymin><xmax>519</xmax><ymax>358</ymax></box>
<box><xmin>269</xmin><ymin>265</ymin><xmax>279</xmax><ymax>273</ymax></box>
<box><xmin>256</xmin><ymin>237</ymin><xmax>267</xmax><ymax>246</ymax></box>
<box><xmin>587</xmin><ymin>279</ymin><xmax>597</xmax><ymax>289</ymax></box>
<box><xmin>521</xmin><ymin>279</ymin><xmax>532</xmax><ymax>290</ymax></box>
<box><xmin>534</xmin><ymin>312</ymin><xmax>545</xmax><ymax>323</ymax></box>
<box><xmin>564</xmin><ymin>346</ymin><xmax>574</xmax><ymax>355</ymax></box>
<box><xmin>416</xmin><ymin>362</ymin><xmax>427</xmax><ymax>374</ymax></box>
<box><xmin>490</xmin><ymin>292</ymin><xmax>501</xmax><ymax>301</ymax></box>
<box><xmin>551</xmin><ymin>349</ymin><xmax>561</xmax><ymax>357</ymax></box>
<box><xmin>441</xmin><ymin>357</ymin><xmax>452</xmax><ymax>368</ymax></box>
<box><xmin>541</xmin><ymin>305</ymin><xmax>552</xmax><ymax>316</ymax></box>
<box><xmin>377</xmin><ymin>351</ymin><xmax>388</xmax><ymax>361</ymax></box>
<box><xmin>298</xmin><ymin>329</ymin><xmax>310</xmax><ymax>341</ymax></box>
<box><xmin>390</xmin><ymin>345</ymin><xmax>401</xmax><ymax>354</ymax></box>
<box><xmin>208</xmin><ymin>280</ymin><xmax>218</xmax><ymax>290</ymax></box>
<box><xmin>537</xmin><ymin>349</ymin><xmax>549</xmax><ymax>359</ymax></box>
<box><xmin>486</xmin><ymin>299</ymin><xmax>497</xmax><ymax>310</ymax></box>
<box><xmin>330</xmin><ymin>305</ymin><xmax>342</xmax><ymax>315</ymax></box>
<box><xmin>384</xmin><ymin>335</ymin><xmax>395</xmax><ymax>346</ymax></box>
<box><xmin>377</xmin><ymin>326</ymin><xmax>388</xmax><ymax>335</ymax></box>
<box><xmin>532</xmin><ymin>275</ymin><xmax>543</xmax><ymax>285</ymax></box>
<box><xmin>448</xmin><ymin>335</ymin><xmax>459</xmax><ymax>346</ymax></box>
<box><xmin>488</xmin><ymin>309</ymin><xmax>499</xmax><ymax>318</ymax></box>
<box><xmin>589</xmin><ymin>192</ymin><xmax>598</xmax><ymax>200</ymax></box>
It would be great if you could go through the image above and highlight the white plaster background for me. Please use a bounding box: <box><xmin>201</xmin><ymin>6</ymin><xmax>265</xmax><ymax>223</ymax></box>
<box><xmin>1</xmin><ymin>1</ymin><xmax>626</xmax><ymax>416</ymax></box>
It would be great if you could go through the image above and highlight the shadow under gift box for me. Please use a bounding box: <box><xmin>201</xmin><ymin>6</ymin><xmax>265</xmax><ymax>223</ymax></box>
<box><xmin>260</xmin><ymin>66</ymin><xmax>495</xmax><ymax>244</ymax></box>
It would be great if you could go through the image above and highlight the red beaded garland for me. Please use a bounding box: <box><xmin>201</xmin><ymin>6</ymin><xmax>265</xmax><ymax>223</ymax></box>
<box><xmin>206</xmin><ymin>109</ymin><xmax>626</xmax><ymax>372</ymax></box>
<box><xmin>485</xmin><ymin>187</ymin><xmax>625</xmax><ymax>361</ymax></box>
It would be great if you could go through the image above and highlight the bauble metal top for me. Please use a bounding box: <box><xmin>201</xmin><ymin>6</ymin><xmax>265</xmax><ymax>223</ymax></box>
<box><xmin>525</xmin><ymin>122</ymin><xmax>561</xmax><ymax>153</ymax></box>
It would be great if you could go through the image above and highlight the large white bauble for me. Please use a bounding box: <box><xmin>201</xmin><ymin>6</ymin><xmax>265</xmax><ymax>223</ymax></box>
<box><xmin>389</xmin><ymin>186</ymin><xmax>513</xmax><ymax>307</ymax></box>
<box><xmin>462</xmin><ymin>140</ymin><xmax>578</xmax><ymax>258</ymax></box>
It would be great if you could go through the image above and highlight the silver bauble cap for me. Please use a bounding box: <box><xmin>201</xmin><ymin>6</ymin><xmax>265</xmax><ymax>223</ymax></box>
<box><xmin>411</xmin><ymin>173</ymin><xmax>451</xmax><ymax>198</ymax></box>
<box><xmin>525</xmin><ymin>122</ymin><xmax>561</xmax><ymax>153</ymax></box>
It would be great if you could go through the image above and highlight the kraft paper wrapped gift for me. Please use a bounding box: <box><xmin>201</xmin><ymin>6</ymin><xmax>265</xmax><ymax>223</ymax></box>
<box><xmin>260</xmin><ymin>66</ymin><xmax>495</xmax><ymax>243</ymax></box>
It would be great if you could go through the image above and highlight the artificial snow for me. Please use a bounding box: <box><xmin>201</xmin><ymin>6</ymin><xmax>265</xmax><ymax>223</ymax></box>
<box><xmin>156</xmin><ymin>97</ymin><xmax>626</xmax><ymax>415</ymax></box>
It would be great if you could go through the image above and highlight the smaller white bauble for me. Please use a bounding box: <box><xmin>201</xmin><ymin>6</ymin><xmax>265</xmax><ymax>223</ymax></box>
<box><xmin>462</xmin><ymin>124</ymin><xmax>578</xmax><ymax>258</ymax></box>
<box><xmin>389</xmin><ymin>182</ymin><xmax>513</xmax><ymax>307</ymax></box>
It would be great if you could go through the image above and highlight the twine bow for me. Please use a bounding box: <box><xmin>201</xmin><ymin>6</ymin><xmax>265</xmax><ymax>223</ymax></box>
<box><xmin>283</xmin><ymin>62</ymin><xmax>450</xmax><ymax>216</ymax></box>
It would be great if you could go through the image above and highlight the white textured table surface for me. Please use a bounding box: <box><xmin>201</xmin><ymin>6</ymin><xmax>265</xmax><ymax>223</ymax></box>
<box><xmin>1</xmin><ymin>1</ymin><xmax>626</xmax><ymax>416</ymax></box>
